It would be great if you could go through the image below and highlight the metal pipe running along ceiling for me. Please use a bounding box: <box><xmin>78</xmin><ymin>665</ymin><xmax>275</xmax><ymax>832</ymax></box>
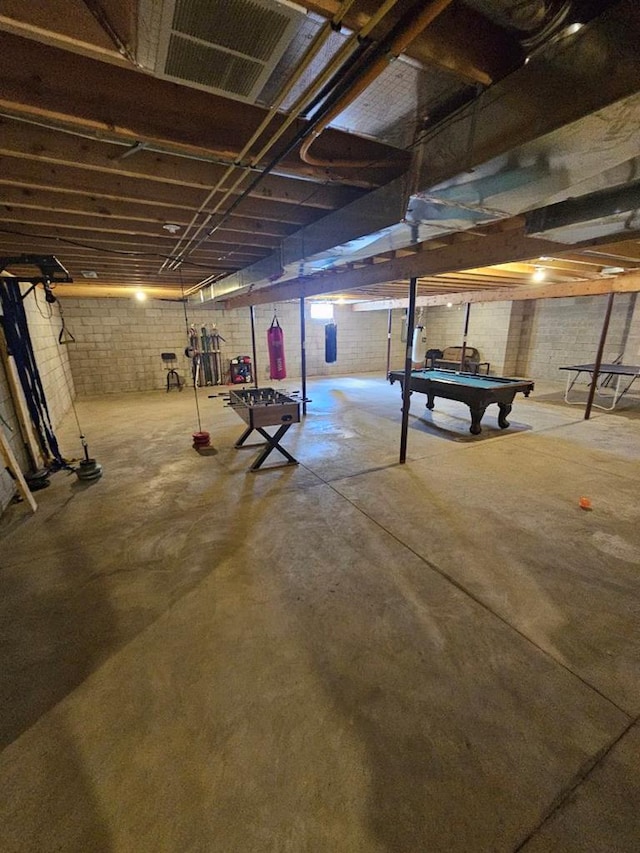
<box><xmin>198</xmin><ymin>0</ymin><xmax>640</xmax><ymax>305</ymax></box>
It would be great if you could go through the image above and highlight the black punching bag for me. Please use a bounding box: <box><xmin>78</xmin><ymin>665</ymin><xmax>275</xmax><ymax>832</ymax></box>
<box><xmin>325</xmin><ymin>322</ymin><xmax>337</xmax><ymax>363</ymax></box>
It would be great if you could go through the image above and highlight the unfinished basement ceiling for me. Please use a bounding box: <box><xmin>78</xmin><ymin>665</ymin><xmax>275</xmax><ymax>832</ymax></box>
<box><xmin>1</xmin><ymin>0</ymin><xmax>639</xmax><ymax>304</ymax></box>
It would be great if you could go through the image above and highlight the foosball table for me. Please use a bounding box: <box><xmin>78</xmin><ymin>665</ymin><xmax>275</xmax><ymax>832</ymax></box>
<box><xmin>226</xmin><ymin>387</ymin><xmax>301</xmax><ymax>470</ymax></box>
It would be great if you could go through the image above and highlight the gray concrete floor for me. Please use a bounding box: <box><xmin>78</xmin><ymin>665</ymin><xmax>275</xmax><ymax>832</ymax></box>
<box><xmin>1</xmin><ymin>373</ymin><xmax>639</xmax><ymax>852</ymax></box>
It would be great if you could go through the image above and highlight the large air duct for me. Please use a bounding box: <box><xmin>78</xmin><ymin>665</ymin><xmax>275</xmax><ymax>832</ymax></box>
<box><xmin>525</xmin><ymin>179</ymin><xmax>640</xmax><ymax>242</ymax></box>
<box><xmin>463</xmin><ymin>0</ymin><xmax>570</xmax><ymax>35</ymax></box>
<box><xmin>200</xmin><ymin>0</ymin><xmax>640</xmax><ymax>303</ymax></box>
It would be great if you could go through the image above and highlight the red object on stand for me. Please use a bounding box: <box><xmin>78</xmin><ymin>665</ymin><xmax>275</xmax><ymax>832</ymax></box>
<box><xmin>267</xmin><ymin>315</ymin><xmax>286</xmax><ymax>380</ymax></box>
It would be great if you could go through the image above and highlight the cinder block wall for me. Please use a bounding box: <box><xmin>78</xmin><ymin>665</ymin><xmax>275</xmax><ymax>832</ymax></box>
<box><xmin>622</xmin><ymin>293</ymin><xmax>640</xmax><ymax>363</ymax></box>
<box><xmin>60</xmin><ymin>297</ymin><xmax>406</xmax><ymax>395</ymax></box>
<box><xmin>0</xmin><ymin>360</ymin><xmax>21</xmax><ymax>511</ymax></box>
<box><xmin>23</xmin><ymin>287</ymin><xmax>75</xmax><ymax>428</ymax></box>
<box><xmin>32</xmin><ymin>290</ymin><xmax>640</xmax><ymax>403</ymax></box>
<box><xmin>422</xmin><ymin>302</ymin><xmax>513</xmax><ymax>373</ymax></box>
<box><xmin>0</xmin><ymin>284</ymin><xmax>75</xmax><ymax>512</ymax></box>
<box><xmin>511</xmin><ymin>301</ymin><xmax>536</xmax><ymax>376</ymax></box>
<box><xmin>421</xmin><ymin>294</ymin><xmax>640</xmax><ymax>381</ymax></box>
<box><xmin>303</xmin><ymin>305</ymin><xmax>405</xmax><ymax>378</ymax></box>
<box><xmin>524</xmin><ymin>293</ymin><xmax>638</xmax><ymax>382</ymax></box>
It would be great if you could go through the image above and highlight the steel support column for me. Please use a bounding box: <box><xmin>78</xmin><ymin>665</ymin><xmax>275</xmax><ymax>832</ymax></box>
<box><xmin>300</xmin><ymin>297</ymin><xmax>307</xmax><ymax>416</ymax></box>
<box><xmin>249</xmin><ymin>305</ymin><xmax>258</xmax><ymax>389</ymax></box>
<box><xmin>400</xmin><ymin>277</ymin><xmax>417</xmax><ymax>464</ymax></box>
<box><xmin>585</xmin><ymin>292</ymin><xmax>615</xmax><ymax>420</ymax></box>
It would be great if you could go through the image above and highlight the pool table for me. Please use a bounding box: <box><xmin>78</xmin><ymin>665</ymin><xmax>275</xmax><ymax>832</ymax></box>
<box><xmin>389</xmin><ymin>368</ymin><xmax>535</xmax><ymax>435</ymax></box>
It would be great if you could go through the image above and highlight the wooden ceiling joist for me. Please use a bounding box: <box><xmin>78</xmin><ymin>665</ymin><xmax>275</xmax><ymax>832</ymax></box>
<box><xmin>0</xmin><ymin>117</ymin><xmax>366</xmax><ymax>210</ymax></box>
<box><xmin>353</xmin><ymin>269</ymin><xmax>640</xmax><ymax>310</ymax></box>
<box><xmin>0</xmin><ymin>161</ymin><xmax>328</xmax><ymax>229</ymax></box>
<box><xmin>0</xmin><ymin>31</ymin><xmax>409</xmax><ymax>186</ymax></box>
<box><xmin>0</xmin><ymin>201</ymin><xmax>307</xmax><ymax>243</ymax></box>
<box><xmin>221</xmin><ymin>228</ymin><xmax>571</xmax><ymax>308</ymax></box>
<box><xmin>0</xmin><ymin>213</ymin><xmax>283</xmax><ymax>249</ymax></box>
<box><xmin>302</xmin><ymin>0</ymin><xmax>520</xmax><ymax>85</ymax></box>
<box><xmin>2</xmin><ymin>2</ymin><xmax>640</xmax><ymax>303</ymax></box>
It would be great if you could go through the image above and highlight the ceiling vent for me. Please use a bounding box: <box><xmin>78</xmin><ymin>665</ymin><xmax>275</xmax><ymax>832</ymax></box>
<box><xmin>137</xmin><ymin>0</ymin><xmax>305</xmax><ymax>103</ymax></box>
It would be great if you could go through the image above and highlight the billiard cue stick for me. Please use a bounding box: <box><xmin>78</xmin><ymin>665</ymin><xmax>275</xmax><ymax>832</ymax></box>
<box><xmin>300</xmin><ymin>296</ymin><xmax>307</xmax><ymax>416</ymax></box>
<box><xmin>459</xmin><ymin>302</ymin><xmax>470</xmax><ymax>372</ymax></box>
<box><xmin>385</xmin><ymin>308</ymin><xmax>393</xmax><ymax>378</ymax></box>
<box><xmin>584</xmin><ymin>292</ymin><xmax>614</xmax><ymax>420</ymax></box>
<box><xmin>400</xmin><ymin>277</ymin><xmax>418</xmax><ymax>464</ymax></box>
<box><xmin>249</xmin><ymin>305</ymin><xmax>259</xmax><ymax>389</ymax></box>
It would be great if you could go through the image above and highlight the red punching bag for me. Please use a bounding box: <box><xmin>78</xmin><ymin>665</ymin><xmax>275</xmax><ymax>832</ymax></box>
<box><xmin>267</xmin><ymin>314</ymin><xmax>287</xmax><ymax>380</ymax></box>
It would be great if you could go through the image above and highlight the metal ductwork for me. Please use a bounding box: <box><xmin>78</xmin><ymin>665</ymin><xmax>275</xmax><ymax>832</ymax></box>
<box><xmin>525</xmin><ymin>178</ymin><xmax>640</xmax><ymax>242</ymax></box>
<box><xmin>463</xmin><ymin>0</ymin><xmax>557</xmax><ymax>32</ymax></box>
<box><xmin>200</xmin><ymin>0</ymin><xmax>640</xmax><ymax>304</ymax></box>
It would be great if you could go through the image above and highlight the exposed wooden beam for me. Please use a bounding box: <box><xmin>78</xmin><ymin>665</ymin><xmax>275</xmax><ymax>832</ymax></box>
<box><xmin>3</xmin><ymin>253</ymin><xmax>236</xmax><ymax>272</ymax></box>
<box><xmin>352</xmin><ymin>271</ymin><xmax>640</xmax><ymax>310</ymax></box>
<box><xmin>0</xmin><ymin>230</ymin><xmax>263</xmax><ymax>261</ymax></box>
<box><xmin>302</xmin><ymin>0</ymin><xmax>521</xmax><ymax>85</ymax></box>
<box><xmin>0</xmin><ymin>211</ymin><xmax>282</xmax><ymax>249</ymax></box>
<box><xmin>577</xmin><ymin>242</ymin><xmax>640</xmax><ymax>263</ymax></box>
<box><xmin>81</xmin><ymin>0</ymin><xmax>137</xmax><ymax>60</ymax></box>
<box><xmin>54</xmin><ymin>283</ymin><xmax>186</xmax><ymax>299</ymax></box>
<box><xmin>0</xmin><ymin>160</ymin><xmax>326</xmax><ymax>228</ymax></box>
<box><xmin>221</xmin><ymin>229</ymin><xmax>569</xmax><ymax>308</ymax></box>
<box><xmin>0</xmin><ymin>117</ymin><xmax>366</xmax><ymax>208</ymax></box>
<box><xmin>414</xmin><ymin>1</ymin><xmax>640</xmax><ymax>190</ymax></box>
<box><xmin>0</xmin><ymin>32</ymin><xmax>410</xmax><ymax>187</ymax></box>
<box><xmin>0</xmin><ymin>0</ymin><xmax>128</xmax><ymax>67</ymax></box>
<box><xmin>0</xmin><ymin>190</ymin><xmax>310</xmax><ymax>237</ymax></box>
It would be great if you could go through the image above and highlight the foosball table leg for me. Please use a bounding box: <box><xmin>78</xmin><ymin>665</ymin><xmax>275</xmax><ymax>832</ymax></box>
<box><xmin>249</xmin><ymin>425</ymin><xmax>299</xmax><ymax>470</ymax></box>
<box><xmin>234</xmin><ymin>426</ymin><xmax>253</xmax><ymax>448</ymax></box>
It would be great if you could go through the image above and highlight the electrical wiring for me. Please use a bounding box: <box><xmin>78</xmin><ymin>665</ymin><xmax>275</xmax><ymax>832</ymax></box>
<box><xmin>0</xmin><ymin>227</ymin><xmax>223</xmax><ymax>269</ymax></box>
<box><xmin>164</xmin><ymin>0</ymin><xmax>405</xmax><ymax>273</ymax></box>
<box><xmin>32</xmin><ymin>285</ymin><xmax>53</xmax><ymax>320</ymax></box>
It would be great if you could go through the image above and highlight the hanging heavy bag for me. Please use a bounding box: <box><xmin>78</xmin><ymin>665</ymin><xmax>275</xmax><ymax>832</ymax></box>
<box><xmin>411</xmin><ymin>325</ymin><xmax>424</xmax><ymax>363</ymax></box>
<box><xmin>267</xmin><ymin>315</ymin><xmax>287</xmax><ymax>379</ymax></box>
<box><xmin>325</xmin><ymin>322</ymin><xmax>337</xmax><ymax>363</ymax></box>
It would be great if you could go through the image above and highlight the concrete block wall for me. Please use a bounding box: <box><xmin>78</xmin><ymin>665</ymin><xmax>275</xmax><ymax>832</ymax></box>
<box><xmin>622</xmin><ymin>293</ymin><xmax>640</xmax><ymax>363</ymax></box>
<box><xmin>214</xmin><ymin>302</ymin><xmax>405</xmax><ymax>381</ymax></box>
<box><xmin>421</xmin><ymin>295</ymin><xmax>640</xmax><ymax>381</ymax></box>
<box><xmin>419</xmin><ymin>305</ymin><xmax>463</xmax><ymax>357</ymax></box>
<box><xmin>60</xmin><ymin>298</ymin><xmax>201</xmax><ymax>395</ymax></box>
<box><xmin>34</xmin><ymin>291</ymin><xmax>640</xmax><ymax>401</ymax></box>
<box><xmin>524</xmin><ymin>293</ymin><xmax>637</xmax><ymax>382</ymax></box>
<box><xmin>503</xmin><ymin>300</ymin><xmax>536</xmax><ymax>376</ymax></box>
<box><xmin>0</xmin><ymin>358</ymin><xmax>22</xmax><ymax>512</ymax></box>
<box><xmin>60</xmin><ymin>297</ymin><xmax>406</xmax><ymax>395</ymax></box>
<box><xmin>422</xmin><ymin>302</ymin><xmax>513</xmax><ymax>373</ymax></box>
<box><xmin>303</xmin><ymin>304</ymin><xmax>405</xmax><ymax>378</ymax></box>
<box><xmin>0</xmin><ymin>284</ymin><xmax>75</xmax><ymax>514</ymax></box>
<box><xmin>23</xmin><ymin>287</ymin><xmax>75</xmax><ymax>428</ymax></box>
<box><xmin>464</xmin><ymin>302</ymin><xmax>513</xmax><ymax>374</ymax></box>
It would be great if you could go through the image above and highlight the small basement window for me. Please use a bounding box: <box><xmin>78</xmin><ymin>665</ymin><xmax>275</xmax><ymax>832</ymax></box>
<box><xmin>310</xmin><ymin>302</ymin><xmax>334</xmax><ymax>320</ymax></box>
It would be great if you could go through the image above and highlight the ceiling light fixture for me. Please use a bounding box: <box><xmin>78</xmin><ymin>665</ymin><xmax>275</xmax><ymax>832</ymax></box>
<box><xmin>135</xmin><ymin>291</ymin><xmax>147</xmax><ymax>301</ymax></box>
<box><xmin>564</xmin><ymin>22</ymin><xmax>584</xmax><ymax>37</ymax></box>
<box><xmin>446</xmin><ymin>302</ymin><xmax>453</xmax><ymax>308</ymax></box>
<box><xmin>532</xmin><ymin>267</ymin><xmax>546</xmax><ymax>282</ymax></box>
<box><xmin>163</xmin><ymin>223</ymin><xmax>181</xmax><ymax>234</ymax></box>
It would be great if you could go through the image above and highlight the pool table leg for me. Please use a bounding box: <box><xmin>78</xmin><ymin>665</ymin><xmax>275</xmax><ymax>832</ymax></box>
<box><xmin>497</xmin><ymin>402</ymin><xmax>512</xmax><ymax>429</ymax></box>
<box><xmin>425</xmin><ymin>393</ymin><xmax>435</xmax><ymax>410</ymax></box>
<box><xmin>469</xmin><ymin>403</ymin><xmax>487</xmax><ymax>435</ymax></box>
